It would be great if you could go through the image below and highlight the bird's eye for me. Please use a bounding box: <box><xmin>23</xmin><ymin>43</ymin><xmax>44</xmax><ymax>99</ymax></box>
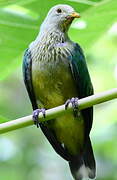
<box><xmin>57</xmin><ymin>8</ymin><xmax>62</xmax><ymax>13</ymax></box>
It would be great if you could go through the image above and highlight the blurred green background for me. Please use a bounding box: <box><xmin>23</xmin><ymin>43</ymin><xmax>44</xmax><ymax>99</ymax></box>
<box><xmin>0</xmin><ymin>0</ymin><xmax>117</xmax><ymax>179</ymax></box>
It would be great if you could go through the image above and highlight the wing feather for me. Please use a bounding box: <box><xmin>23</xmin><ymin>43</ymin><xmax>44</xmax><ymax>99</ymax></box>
<box><xmin>23</xmin><ymin>49</ymin><xmax>37</xmax><ymax>110</ymax></box>
<box><xmin>69</xmin><ymin>43</ymin><xmax>94</xmax><ymax>137</ymax></box>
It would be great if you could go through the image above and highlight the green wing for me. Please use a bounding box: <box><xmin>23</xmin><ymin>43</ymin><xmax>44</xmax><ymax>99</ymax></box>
<box><xmin>69</xmin><ymin>43</ymin><xmax>94</xmax><ymax>137</ymax></box>
<box><xmin>23</xmin><ymin>49</ymin><xmax>37</xmax><ymax>110</ymax></box>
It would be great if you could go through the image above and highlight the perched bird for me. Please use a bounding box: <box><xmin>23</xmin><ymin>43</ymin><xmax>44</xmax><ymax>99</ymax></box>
<box><xmin>23</xmin><ymin>4</ymin><xmax>96</xmax><ymax>180</ymax></box>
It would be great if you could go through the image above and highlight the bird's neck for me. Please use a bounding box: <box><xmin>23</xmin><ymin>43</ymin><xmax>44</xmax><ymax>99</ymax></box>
<box><xmin>29</xmin><ymin>26</ymin><xmax>71</xmax><ymax>50</ymax></box>
<box><xmin>37</xmin><ymin>27</ymin><xmax>69</xmax><ymax>44</ymax></box>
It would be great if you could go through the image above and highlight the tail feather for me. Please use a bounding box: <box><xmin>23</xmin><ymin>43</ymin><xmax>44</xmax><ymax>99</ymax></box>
<box><xmin>69</xmin><ymin>137</ymin><xmax>96</xmax><ymax>180</ymax></box>
<box><xmin>83</xmin><ymin>138</ymin><xmax>96</xmax><ymax>179</ymax></box>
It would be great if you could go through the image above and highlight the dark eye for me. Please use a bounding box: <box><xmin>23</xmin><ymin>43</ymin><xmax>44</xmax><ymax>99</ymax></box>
<box><xmin>57</xmin><ymin>8</ymin><xmax>62</xmax><ymax>13</ymax></box>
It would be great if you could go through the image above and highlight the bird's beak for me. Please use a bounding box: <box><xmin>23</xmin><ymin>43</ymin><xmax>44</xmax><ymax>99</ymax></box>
<box><xmin>70</xmin><ymin>12</ymin><xmax>80</xmax><ymax>18</ymax></box>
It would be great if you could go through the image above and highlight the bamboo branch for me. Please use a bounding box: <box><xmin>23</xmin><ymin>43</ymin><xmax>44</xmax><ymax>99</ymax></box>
<box><xmin>0</xmin><ymin>88</ymin><xmax>117</xmax><ymax>134</ymax></box>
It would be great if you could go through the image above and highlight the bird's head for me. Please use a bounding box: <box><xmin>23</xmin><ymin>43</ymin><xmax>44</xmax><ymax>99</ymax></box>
<box><xmin>41</xmin><ymin>4</ymin><xmax>80</xmax><ymax>33</ymax></box>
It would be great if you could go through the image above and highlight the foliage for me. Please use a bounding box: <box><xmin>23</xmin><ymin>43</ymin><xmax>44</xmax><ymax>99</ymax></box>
<box><xmin>0</xmin><ymin>0</ymin><xmax>117</xmax><ymax>179</ymax></box>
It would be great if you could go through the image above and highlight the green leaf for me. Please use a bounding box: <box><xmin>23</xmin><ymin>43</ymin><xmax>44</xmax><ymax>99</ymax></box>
<box><xmin>70</xmin><ymin>0</ymin><xmax>117</xmax><ymax>48</ymax></box>
<box><xmin>0</xmin><ymin>6</ymin><xmax>38</xmax><ymax>80</ymax></box>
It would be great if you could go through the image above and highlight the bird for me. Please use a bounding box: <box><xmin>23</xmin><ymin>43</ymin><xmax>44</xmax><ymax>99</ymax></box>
<box><xmin>23</xmin><ymin>4</ymin><xmax>96</xmax><ymax>180</ymax></box>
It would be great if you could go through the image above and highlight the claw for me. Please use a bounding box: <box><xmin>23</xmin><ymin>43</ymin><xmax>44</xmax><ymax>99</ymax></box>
<box><xmin>65</xmin><ymin>99</ymin><xmax>71</xmax><ymax>110</ymax></box>
<box><xmin>65</xmin><ymin>97</ymin><xmax>79</xmax><ymax>117</ymax></box>
<box><xmin>33</xmin><ymin>108</ymin><xmax>46</xmax><ymax>128</ymax></box>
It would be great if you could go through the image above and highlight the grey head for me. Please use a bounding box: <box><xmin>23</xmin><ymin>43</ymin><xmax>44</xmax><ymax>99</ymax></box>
<box><xmin>40</xmin><ymin>4</ymin><xmax>80</xmax><ymax>33</ymax></box>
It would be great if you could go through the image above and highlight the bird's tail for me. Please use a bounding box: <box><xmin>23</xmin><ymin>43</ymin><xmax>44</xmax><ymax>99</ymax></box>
<box><xmin>69</xmin><ymin>137</ymin><xmax>96</xmax><ymax>180</ymax></box>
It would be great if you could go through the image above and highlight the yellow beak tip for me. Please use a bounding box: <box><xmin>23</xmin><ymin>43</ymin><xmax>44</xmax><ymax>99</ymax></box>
<box><xmin>71</xmin><ymin>12</ymin><xmax>80</xmax><ymax>18</ymax></box>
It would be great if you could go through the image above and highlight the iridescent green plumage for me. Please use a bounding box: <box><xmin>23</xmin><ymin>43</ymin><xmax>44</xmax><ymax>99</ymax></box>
<box><xmin>23</xmin><ymin>4</ymin><xmax>96</xmax><ymax>180</ymax></box>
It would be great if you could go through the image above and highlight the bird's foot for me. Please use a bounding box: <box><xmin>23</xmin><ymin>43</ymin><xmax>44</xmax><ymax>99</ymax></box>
<box><xmin>65</xmin><ymin>97</ymin><xmax>79</xmax><ymax>117</ymax></box>
<box><xmin>33</xmin><ymin>108</ymin><xmax>46</xmax><ymax>128</ymax></box>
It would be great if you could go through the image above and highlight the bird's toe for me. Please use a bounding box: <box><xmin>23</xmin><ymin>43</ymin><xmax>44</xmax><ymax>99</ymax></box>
<box><xmin>33</xmin><ymin>108</ymin><xmax>46</xmax><ymax>128</ymax></box>
<box><xmin>65</xmin><ymin>97</ymin><xmax>79</xmax><ymax>117</ymax></box>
